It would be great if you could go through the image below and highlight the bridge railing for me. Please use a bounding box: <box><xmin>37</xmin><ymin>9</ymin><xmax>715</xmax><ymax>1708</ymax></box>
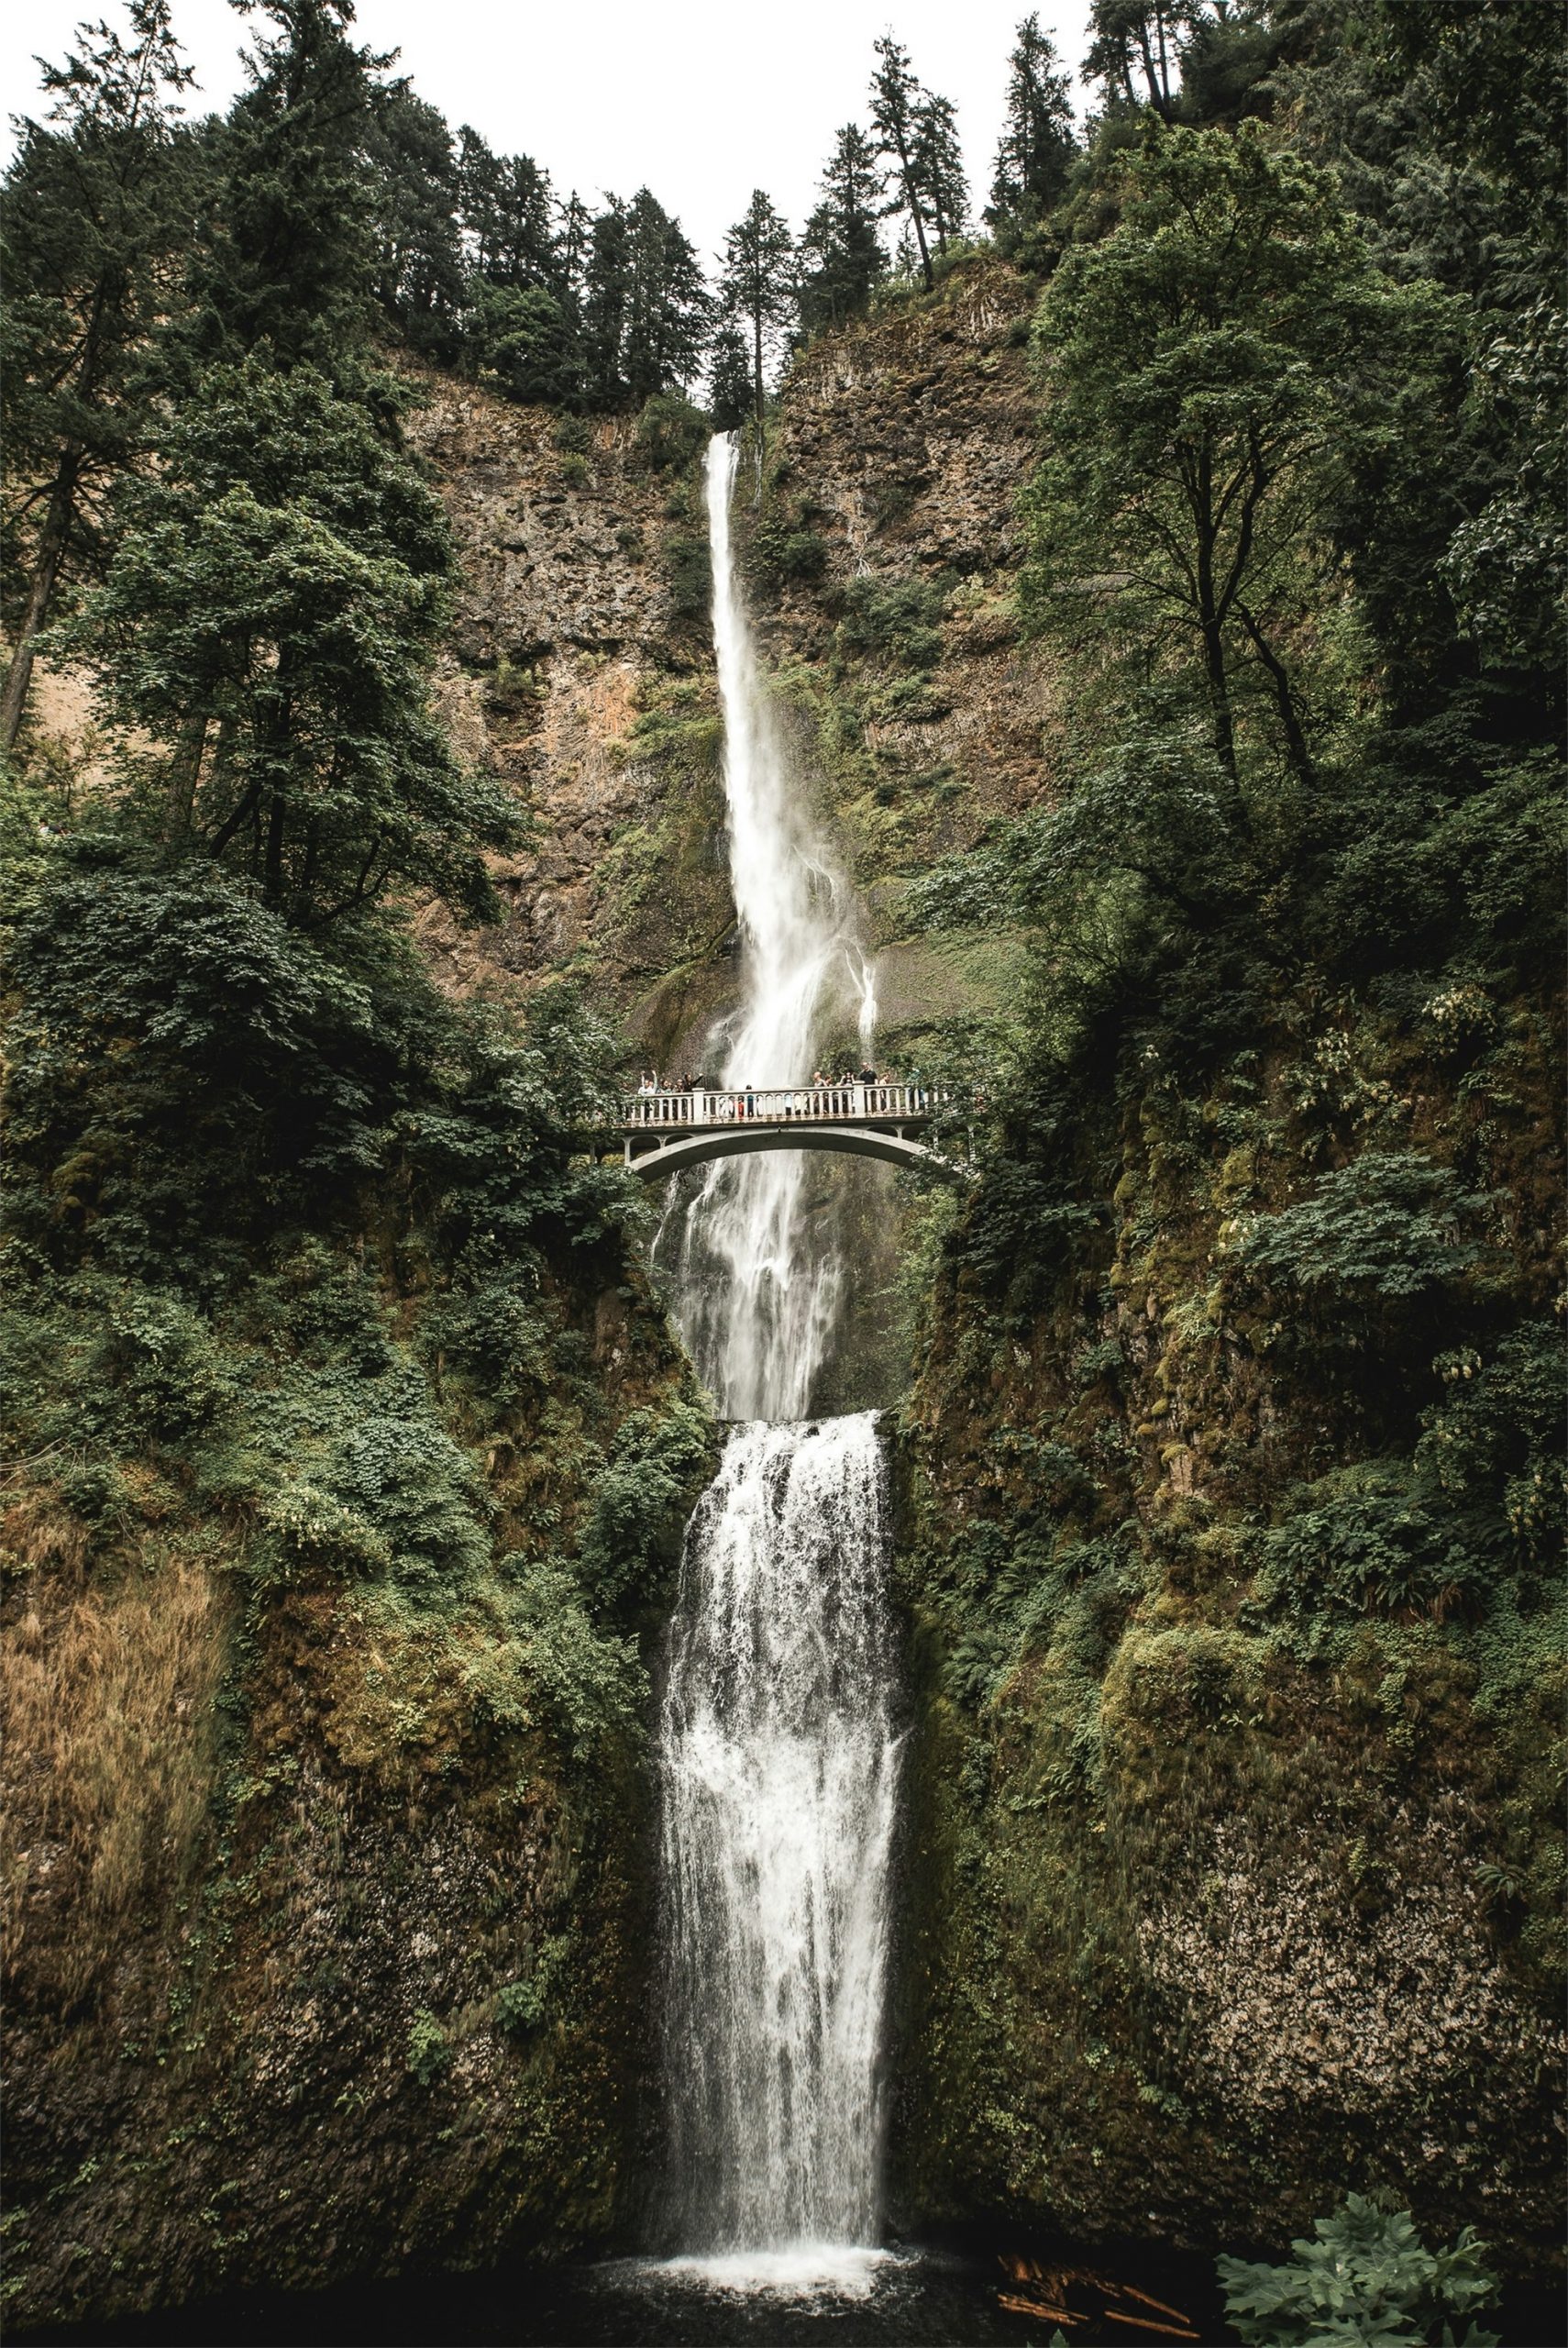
<box><xmin>620</xmin><ymin>1082</ymin><xmax>943</xmax><ymax>1129</ymax></box>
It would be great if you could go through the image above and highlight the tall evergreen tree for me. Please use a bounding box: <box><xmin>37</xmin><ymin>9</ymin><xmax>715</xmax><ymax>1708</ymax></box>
<box><xmin>1083</xmin><ymin>0</ymin><xmax>1195</xmax><ymax>121</ymax></box>
<box><xmin>0</xmin><ymin>0</ymin><xmax>193</xmax><ymax>752</ymax></box>
<box><xmin>717</xmin><ymin>190</ymin><xmax>795</xmax><ymax>437</ymax></box>
<box><xmin>557</xmin><ymin>189</ymin><xmax>591</xmax><ymax>305</ymax></box>
<box><xmin>580</xmin><ymin>196</ymin><xmax>631</xmax><ymax>406</ymax></box>
<box><xmin>868</xmin><ymin>35</ymin><xmax>933</xmax><ymax>290</ymax></box>
<box><xmin>622</xmin><ymin>189</ymin><xmax>708</xmax><ymax>403</ymax></box>
<box><xmin>799</xmin><ymin>125</ymin><xmax>886</xmax><ymax>334</ymax></box>
<box><xmin>914</xmin><ymin>89</ymin><xmax>968</xmax><ymax>255</ymax></box>
<box><xmin>988</xmin><ymin>15</ymin><xmax>1077</xmax><ymax>230</ymax></box>
<box><xmin>184</xmin><ymin>0</ymin><xmax>389</xmax><ymax>373</ymax></box>
<box><xmin>707</xmin><ymin>322</ymin><xmax>754</xmax><ymax>432</ymax></box>
<box><xmin>368</xmin><ymin>85</ymin><xmax>464</xmax><ymax>359</ymax></box>
<box><xmin>456</xmin><ymin>127</ymin><xmax>557</xmax><ymax>291</ymax></box>
<box><xmin>64</xmin><ymin>358</ymin><xmax>517</xmax><ymax>922</ymax></box>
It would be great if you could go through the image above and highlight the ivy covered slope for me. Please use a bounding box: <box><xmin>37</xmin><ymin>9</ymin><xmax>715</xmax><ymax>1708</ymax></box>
<box><xmin>0</xmin><ymin>368</ymin><xmax>713</xmax><ymax>2331</ymax></box>
<box><xmin>885</xmin><ymin>68</ymin><xmax>1564</xmax><ymax>2276</ymax></box>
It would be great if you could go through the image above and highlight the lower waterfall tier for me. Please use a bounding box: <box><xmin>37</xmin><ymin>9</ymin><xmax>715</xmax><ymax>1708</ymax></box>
<box><xmin>657</xmin><ymin>1414</ymin><xmax>900</xmax><ymax>2253</ymax></box>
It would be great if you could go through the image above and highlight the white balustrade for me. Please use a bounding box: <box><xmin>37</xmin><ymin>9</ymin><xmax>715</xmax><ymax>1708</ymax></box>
<box><xmin>620</xmin><ymin>1083</ymin><xmax>943</xmax><ymax>1130</ymax></box>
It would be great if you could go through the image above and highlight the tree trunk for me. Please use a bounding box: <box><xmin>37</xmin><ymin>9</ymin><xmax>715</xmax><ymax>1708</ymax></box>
<box><xmin>163</xmin><ymin>716</ymin><xmax>209</xmax><ymax>844</ymax></box>
<box><xmin>0</xmin><ymin>449</ymin><xmax>82</xmax><ymax>753</ymax></box>
<box><xmin>1237</xmin><ymin>603</ymin><xmax>1314</xmax><ymax>785</ymax></box>
<box><xmin>1193</xmin><ymin>456</ymin><xmax>1238</xmax><ymax>779</ymax></box>
<box><xmin>753</xmin><ymin>306</ymin><xmax>765</xmax><ymax>444</ymax></box>
<box><xmin>892</xmin><ymin>131</ymin><xmax>933</xmax><ymax>290</ymax></box>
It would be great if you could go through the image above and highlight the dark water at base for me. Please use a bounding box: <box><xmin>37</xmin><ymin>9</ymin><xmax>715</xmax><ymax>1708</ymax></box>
<box><xmin>18</xmin><ymin>2242</ymin><xmax>1564</xmax><ymax>2348</ymax></box>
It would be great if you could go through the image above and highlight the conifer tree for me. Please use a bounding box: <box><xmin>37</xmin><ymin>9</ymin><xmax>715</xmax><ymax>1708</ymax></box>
<box><xmin>707</xmin><ymin>322</ymin><xmax>754</xmax><ymax>432</ymax></box>
<box><xmin>988</xmin><ymin>16</ymin><xmax>1077</xmax><ymax>231</ymax></box>
<box><xmin>0</xmin><ymin>0</ymin><xmax>193</xmax><ymax>751</ymax></box>
<box><xmin>914</xmin><ymin>90</ymin><xmax>968</xmax><ymax>255</ymax></box>
<box><xmin>557</xmin><ymin>190</ymin><xmax>591</xmax><ymax>305</ymax></box>
<box><xmin>799</xmin><ymin>125</ymin><xmax>886</xmax><ymax>333</ymax></box>
<box><xmin>868</xmin><ymin>35</ymin><xmax>933</xmax><ymax>290</ymax></box>
<box><xmin>717</xmin><ymin>190</ymin><xmax>795</xmax><ymax>437</ymax></box>
<box><xmin>456</xmin><ymin>127</ymin><xmax>557</xmax><ymax>291</ymax></box>
<box><xmin>622</xmin><ymin>190</ymin><xmax>709</xmax><ymax>403</ymax></box>
<box><xmin>1083</xmin><ymin>0</ymin><xmax>1194</xmax><ymax>121</ymax></box>
<box><xmin>369</xmin><ymin>85</ymin><xmax>464</xmax><ymax>359</ymax></box>
<box><xmin>65</xmin><ymin>359</ymin><xmax>517</xmax><ymax>922</ymax></box>
<box><xmin>184</xmin><ymin>0</ymin><xmax>390</xmax><ymax>373</ymax></box>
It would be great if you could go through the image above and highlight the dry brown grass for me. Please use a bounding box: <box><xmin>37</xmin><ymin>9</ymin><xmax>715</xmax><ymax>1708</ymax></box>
<box><xmin>2</xmin><ymin>1505</ymin><xmax>230</xmax><ymax>2003</ymax></box>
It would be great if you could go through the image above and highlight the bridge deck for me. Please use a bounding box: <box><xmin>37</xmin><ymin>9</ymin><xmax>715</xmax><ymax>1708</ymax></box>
<box><xmin>618</xmin><ymin>1083</ymin><xmax>936</xmax><ymax>1136</ymax></box>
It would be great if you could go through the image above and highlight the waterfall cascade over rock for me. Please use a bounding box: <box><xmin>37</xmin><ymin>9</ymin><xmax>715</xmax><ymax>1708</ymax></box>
<box><xmin>656</xmin><ymin>434</ymin><xmax>901</xmax><ymax>2277</ymax></box>
<box><xmin>656</xmin><ymin>432</ymin><xmax>876</xmax><ymax>1424</ymax></box>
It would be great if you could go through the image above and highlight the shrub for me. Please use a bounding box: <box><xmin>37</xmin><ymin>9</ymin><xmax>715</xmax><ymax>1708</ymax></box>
<box><xmin>1217</xmin><ymin>2192</ymin><xmax>1501</xmax><ymax>2347</ymax></box>
<box><xmin>495</xmin><ymin>1933</ymin><xmax>569</xmax><ymax>2035</ymax></box>
<box><xmin>404</xmin><ymin>2009</ymin><xmax>451</xmax><ymax>2087</ymax></box>
<box><xmin>1233</xmin><ymin>1150</ymin><xmax>1494</xmax><ymax>1301</ymax></box>
<box><xmin>635</xmin><ymin>392</ymin><xmax>709</xmax><ymax>476</ymax></box>
<box><xmin>834</xmin><ymin>574</ymin><xmax>949</xmax><ymax>670</ymax></box>
<box><xmin>664</xmin><ymin>536</ymin><xmax>712</xmax><ymax>620</ymax></box>
<box><xmin>576</xmin><ymin>1400</ymin><xmax>714</xmax><ymax>1608</ymax></box>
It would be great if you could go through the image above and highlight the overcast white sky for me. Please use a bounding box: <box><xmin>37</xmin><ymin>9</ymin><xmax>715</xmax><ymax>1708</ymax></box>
<box><xmin>3</xmin><ymin>0</ymin><xmax>1094</xmax><ymax>269</ymax></box>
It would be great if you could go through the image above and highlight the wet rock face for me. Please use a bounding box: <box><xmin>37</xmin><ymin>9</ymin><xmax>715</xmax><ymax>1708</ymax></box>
<box><xmin>402</xmin><ymin>382</ymin><xmax>732</xmax><ymax>1031</ymax></box>
<box><xmin>403</xmin><ymin>268</ymin><xmax>1058</xmax><ymax>1072</ymax></box>
<box><xmin>746</xmin><ymin>265</ymin><xmax>1059</xmax><ymax>911</ymax></box>
<box><xmin>2</xmin><ymin>1561</ymin><xmax>656</xmax><ymax>2331</ymax></box>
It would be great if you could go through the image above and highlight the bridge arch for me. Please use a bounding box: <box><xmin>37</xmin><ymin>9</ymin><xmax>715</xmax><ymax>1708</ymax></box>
<box><xmin>621</xmin><ymin>1124</ymin><xmax>961</xmax><ymax>1182</ymax></box>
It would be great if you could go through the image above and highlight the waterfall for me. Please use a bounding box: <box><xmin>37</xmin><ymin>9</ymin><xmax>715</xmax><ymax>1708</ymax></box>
<box><xmin>657</xmin><ymin>431</ymin><xmax>876</xmax><ymax>1423</ymax></box>
<box><xmin>654</xmin><ymin>434</ymin><xmax>901</xmax><ymax>2280</ymax></box>
<box><xmin>657</xmin><ymin>1417</ymin><xmax>900</xmax><ymax>2257</ymax></box>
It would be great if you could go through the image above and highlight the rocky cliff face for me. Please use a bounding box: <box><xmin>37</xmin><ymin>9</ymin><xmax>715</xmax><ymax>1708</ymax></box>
<box><xmin>886</xmin><ymin>998</ymin><xmax>1564</xmax><ymax>2272</ymax></box>
<box><xmin>401</xmin><ymin>262</ymin><xmax>1055</xmax><ymax>1076</ymax></box>
<box><xmin>3</xmin><ymin>1235</ymin><xmax>712</xmax><ymax>2331</ymax></box>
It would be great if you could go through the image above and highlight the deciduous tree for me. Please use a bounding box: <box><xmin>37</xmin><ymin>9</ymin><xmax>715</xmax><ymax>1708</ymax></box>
<box><xmin>1021</xmin><ymin>125</ymin><xmax>1444</xmax><ymax>786</ymax></box>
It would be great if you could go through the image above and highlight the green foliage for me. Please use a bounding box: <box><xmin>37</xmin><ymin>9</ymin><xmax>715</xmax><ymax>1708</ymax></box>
<box><xmin>717</xmin><ymin>189</ymin><xmax>794</xmax><ymax>433</ymax></box>
<box><xmin>500</xmin><ymin>1558</ymin><xmax>646</xmax><ymax>1753</ymax></box>
<box><xmin>664</xmin><ymin>535</ymin><xmax>712</xmax><ymax>622</ymax></box>
<box><xmin>465</xmin><ymin>282</ymin><xmax>580</xmax><ymax>405</ymax></box>
<box><xmin>834</xmin><ymin>575</ymin><xmax>948</xmax><ymax>670</ymax></box>
<box><xmin>987</xmin><ymin>15</ymin><xmax>1077</xmax><ymax>238</ymax></box>
<box><xmin>404</xmin><ymin>2009</ymin><xmax>452</xmax><ymax>2088</ymax></box>
<box><xmin>183</xmin><ymin>0</ymin><xmax>385</xmax><ymax>376</ymax></box>
<box><xmin>748</xmin><ymin>508</ymin><xmax>828</xmax><ymax>594</ymax></box>
<box><xmin>495</xmin><ymin>1936</ymin><xmax>569</xmax><ymax>2034</ymax></box>
<box><xmin>58</xmin><ymin>358</ymin><xmax>520</xmax><ymax>925</ymax></box>
<box><xmin>576</xmin><ymin>1401</ymin><xmax>716</xmax><ymax>1610</ymax></box>
<box><xmin>0</xmin><ymin>0</ymin><xmax>195</xmax><ymax>748</ymax></box>
<box><xmin>634</xmin><ymin>392</ymin><xmax>709</xmax><ymax>476</ymax></box>
<box><xmin>1217</xmin><ymin>2193</ymin><xmax>1501</xmax><ymax>2347</ymax></box>
<box><xmin>1024</xmin><ymin>124</ymin><xmax>1449</xmax><ymax>781</ymax></box>
<box><xmin>799</xmin><ymin>125</ymin><xmax>887</xmax><ymax>334</ymax></box>
<box><xmin>1254</xmin><ymin>1316</ymin><xmax>1562</xmax><ymax>1623</ymax></box>
<box><xmin>1233</xmin><ymin>1152</ymin><xmax>1493</xmax><ymax>1302</ymax></box>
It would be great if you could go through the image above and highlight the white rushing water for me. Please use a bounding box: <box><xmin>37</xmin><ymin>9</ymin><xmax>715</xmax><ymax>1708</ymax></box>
<box><xmin>657</xmin><ymin>1417</ymin><xmax>900</xmax><ymax>2265</ymax></box>
<box><xmin>655</xmin><ymin>434</ymin><xmax>901</xmax><ymax>2281</ymax></box>
<box><xmin>657</xmin><ymin>431</ymin><xmax>876</xmax><ymax>1423</ymax></box>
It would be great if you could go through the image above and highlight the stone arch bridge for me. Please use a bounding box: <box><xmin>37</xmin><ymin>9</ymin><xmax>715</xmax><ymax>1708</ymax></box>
<box><xmin>593</xmin><ymin>1084</ymin><xmax>969</xmax><ymax>1181</ymax></box>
